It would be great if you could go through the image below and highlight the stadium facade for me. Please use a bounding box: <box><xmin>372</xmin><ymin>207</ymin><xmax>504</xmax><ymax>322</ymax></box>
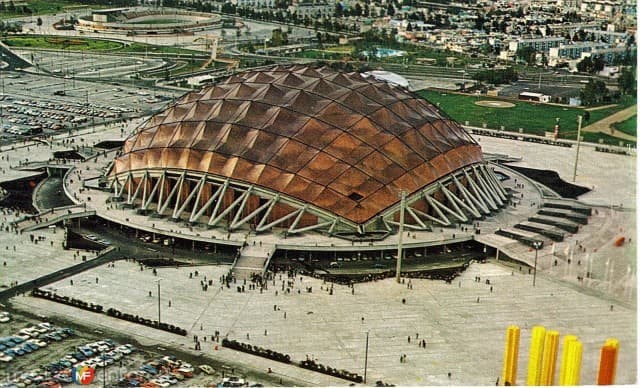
<box><xmin>108</xmin><ymin>65</ymin><xmax>507</xmax><ymax>238</ymax></box>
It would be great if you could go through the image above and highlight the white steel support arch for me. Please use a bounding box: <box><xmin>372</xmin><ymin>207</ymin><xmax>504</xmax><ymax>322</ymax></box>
<box><xmin>208</xmin><ymin>188</ymin><xmax>250</xmax><ymax>227</ymax></box>
<box><xmin>473</xmin><ymin>166</ymin><xmax>503</xmax><ymax>206</ymax></box>
<box><xmin>173</xmin><ymin>175</ymin><xmax>206</xmax><ymax>220</ymax></box>
<box><xmin>158</xmin><ymin>173</ymin><xmax>184</xmax><ymax>216</ymax></box>
<box><xmin>108</xmin><ymin>161</ymin><xmax>506</xmax><ymax>236</ymax></box>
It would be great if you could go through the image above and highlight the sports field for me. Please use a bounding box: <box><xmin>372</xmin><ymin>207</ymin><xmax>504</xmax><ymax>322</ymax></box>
<box><xmin>418</xmin><ymin>90</ymin><xmax>636</xmax><ymax>145</ymax></box>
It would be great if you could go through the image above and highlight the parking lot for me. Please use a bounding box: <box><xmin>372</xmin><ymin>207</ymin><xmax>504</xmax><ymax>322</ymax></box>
<box><xmin>0</xmin><ymin>68</ymin><xmax>182</xmax><ymax>144</ymax></box>
<box><xmin>0</xmin><ymin>308</ymin><xmax>270</xmax><ymax>387</ymax></box>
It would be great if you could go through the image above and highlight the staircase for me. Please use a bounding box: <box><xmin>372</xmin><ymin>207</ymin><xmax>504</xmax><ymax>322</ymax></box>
<box><xmin>231</xmin><ymin>243</ymin><xmax>274</xmax><ymax>280</ymax></box>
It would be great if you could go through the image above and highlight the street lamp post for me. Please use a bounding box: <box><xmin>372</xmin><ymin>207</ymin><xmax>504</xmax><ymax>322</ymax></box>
<box><xmin>532</xmin><ymin>241</ymin><xmax>542</xmax><ymax>287</ymax></box>
<box><xmin>572</xmin><ymin>115</ymin><xmax>583</xmax><ymax>182</ymax></box>
<box><xmin>364</xmin><ymin>331</ymin><xmax>369</xmax><ymax>384</ymax></box>
<box><xmin>155</xmin><ymin>278</ymin><xmax>163</xmax><ymax>326</ymax></box>
<box><xmin>395</xmin><ymin>191</ymin><xmax>406</xmax><ymax>283</ymax></box>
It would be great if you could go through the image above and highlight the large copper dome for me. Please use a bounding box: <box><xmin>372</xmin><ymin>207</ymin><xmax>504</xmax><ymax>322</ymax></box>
<box><xmin>112</xmin><ymin>65</ymin><xmax>483</xmax><ymax>224</ymax></box>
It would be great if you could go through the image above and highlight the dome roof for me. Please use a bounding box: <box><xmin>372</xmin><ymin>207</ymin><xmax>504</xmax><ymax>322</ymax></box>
<box><xmin>112</xmin><ymin>65</ymin><xmax>483</xmax><ymax>224</ymax></box>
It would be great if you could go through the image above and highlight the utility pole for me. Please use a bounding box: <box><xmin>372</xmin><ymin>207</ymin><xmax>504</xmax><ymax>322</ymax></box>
<box><xmin>532</xmin><ymin>241</ymin><xmax>541</xmax><ymax>287</ymax></box>
<box><xmin>364</xmin><ymin>331</ymin><xmax>369</xmax><ymax>384</ymax></box>
<box><xmin>572</xmin><ymin>115</ymin><xmax>583</xmax><ymax>182</ymax></box>
<box><xmin>396</xmin><ymin>191</ymin><xmax>406</xmax><ymax>283</ymax></box>
<box><xmin>155</xmin><ymin>278</ymin><xmax>163</xmax><ymax>326</ymax></box>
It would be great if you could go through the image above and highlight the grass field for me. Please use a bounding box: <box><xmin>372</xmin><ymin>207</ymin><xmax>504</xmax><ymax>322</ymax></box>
<box><xmin>120</xmin><ymin>42</ymin><xmax>203</xmax><ymax>55</ymax></box>
<box><xmin>0</xmin><ymin>0</ymin><xmax>98</xmax><ymax>19</ymax></box>
<box><xmin>417</xmin><ymin>90</ymin><xmax>636</xmax><ymax>145</ymax></box>
<box><xmin>3</xmin><ymin>36</ymin><xmax>122</xmax><ymax>50</ymax></box>
<box><xmin>2</xmin><ymin>36</ymin><xmax>204</xmax><ymax>56</ymax></box>
<box><xmin>612</xmin><ymin>115</ymin><xmax>637</xmax><ymax>137</ymax></box>
<box><xmin>128</xmin><ymin>19</ymin><xmax>185</xmax><ymax>25</ymax></box>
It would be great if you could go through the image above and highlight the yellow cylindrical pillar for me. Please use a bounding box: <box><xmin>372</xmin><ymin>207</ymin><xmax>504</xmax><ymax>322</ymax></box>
<box><xmin>502</xmin><ymin>325</ymin><xmax>520</xmax><ymax>386</ymax></box>
<box><xmin>540</xmin><ymin>330</ymin><xmax>559</xmax><ymax>385</ymax></box>
<box><xmin>562</xmin><ymin>339</ymin><xmax>583</xmax><ymax>385</ymax></box>
<box><xmin>597</xmin><ymin>338</ymin><xmax>619</xmax><ymax>385</ymax></box>
<box><xmin>527</xmin><ymin>326</ymin><xmax>547</xmax><ymax>386</ymax></box>
<box><xmin>559</xmin><ymin>335</ymin><xmax>577</xmax><ymax>385</ymax></box>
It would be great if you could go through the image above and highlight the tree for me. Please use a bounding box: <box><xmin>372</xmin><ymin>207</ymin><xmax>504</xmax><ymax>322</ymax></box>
<box><xmin>577</xmin><ymin>55</ymin><xmax>605</xmax><ymax>73</ymax></box>
<box><xmin>36</xmin><ymin>17</ymin><xmax>42</xmax><ymax>28</ymax></box>
<box><xmin>474</xmin><ymin>13</ymin><xmax>485</xmax><ymax>31</ymax></box>
<box><xmin>617</xmin><ymin>66</ymin><xmax>636</xmax><ymax>95</ymax></box>
<box><xmin>516</xmin><ymin>46</ymin><xmax>536</xmax><ymax>65</ymax></box>
<box><xmin>387</xmin><ymin>3</ymin><xmax>395</xmax><ymax>17</ymax></box>
<box><xmin>354</xmin><ymin>3</ymin><xmax>362</xmax><ymax>17</ymax></box>
<box><xmin>271</xmin><ymin>28</ymin><xmax>287</xmax><ymax>46</ymax></box>
<box><xmin>580</xmin><ymin>79</ymin><xmax>609</xmax><ymax>106</ymax></box>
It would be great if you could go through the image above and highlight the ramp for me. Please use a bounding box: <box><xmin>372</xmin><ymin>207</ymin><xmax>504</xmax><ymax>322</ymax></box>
<box><xmin>13</xmin><ymin>205</ymin><xmax>95</xmax><ymax>232</ymax></box>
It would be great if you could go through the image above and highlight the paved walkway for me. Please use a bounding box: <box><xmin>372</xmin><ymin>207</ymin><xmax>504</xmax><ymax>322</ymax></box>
<box><xmin>0</xmin><ymin>118</ymin><xmax>635</xmax><ymax>386</ymax></box>
<box><xmin>14</xmin><ymin>260</ymin><xmax>636</xmax><ymax>386</ymax></box>
<box><xmin>581</xmin><ymin>104</ymin><xmax>637</xmax><ymax>141</ymax></box>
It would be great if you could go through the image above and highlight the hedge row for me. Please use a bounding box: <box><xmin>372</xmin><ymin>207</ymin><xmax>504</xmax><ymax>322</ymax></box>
<box><xmin>220</xmin><ymin>339</ymin><xmax>363</xmax><ymax>383</ymax></box>
<box><xmin>32</xmin><ymin>289</ymin><xmax>103</xmax><ymax>313</ymax></box>
<box><xmin>469</xmin><ymin>128</ymin><xmax>572</xmax><ymax>148</ymax></box>
<box><xmin>222</xmin><ymin>339</ymin><xmax>291</xmax><ymax>363</ymax></box>
<box><xmin>299</xmin><ymin>359</ymin><xmax>363</xmax><ymax>383</ymax></box>
<box><xmin>30</xmin><ymin>288</ymin><xmax>187</xmax><ymax>336</ymax></box>
<box><xmin>106</xmin><ymin>308</ymin><xmax>187</xmax><ymax>336</ymax></box>
<box><xmin>595</xmin><ymin>146</ymin><xmax>628</xmax><ymax>155</ymax></box>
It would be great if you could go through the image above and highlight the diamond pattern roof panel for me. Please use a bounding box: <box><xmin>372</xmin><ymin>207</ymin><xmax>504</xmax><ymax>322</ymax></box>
<box><xmin>112</xmin><ymin>65</ymin><xmax>484</xmax><ymax>224</ymax></box>
<box><xmin>325</xmin><ymin>132</ymin><xmax>374</xmax><ymax>166</ymax></box>
<box><xmin>297</xmin><ymin>153</ymin><xmax>349</xmax><ymax>186</ymax></box>
<box><xmin>293</xmin><ymin>118</ymin><xmax>342</xmax><ymax>149</ymax></box>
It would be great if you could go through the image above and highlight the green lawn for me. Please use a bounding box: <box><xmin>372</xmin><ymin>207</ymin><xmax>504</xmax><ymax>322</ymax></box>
<box><xmin>418</xmin><ymin>90</ymin><xmax>636</xmax><ymax>145</ymax></box>
<box><xmin>119</xmin><ymin>42</ymin><xmax>204</xmax><ymax>56</ymax></box>
<box><xmin>128</xmin><ymin>19</ymin><xmax>185</xmax><ymax>25</ymax></box>
<box><xmin>612</xmin><ymin>115</ymin><xmax>637</xmax><ymax>137</ymax></box>
<box><xmin>3</xmin><ymin>36</ymin><xmax>122</xmax><ymax>50</ymax></box>
<box><xmin>0</xmin><ymin>0</ymin><xmax>98</xmax><ymax>19</ymax></box>
<box><xmin>2</xmin><ymin>36</ymin><xmax>205</xmax><ymax>56</ymax></box>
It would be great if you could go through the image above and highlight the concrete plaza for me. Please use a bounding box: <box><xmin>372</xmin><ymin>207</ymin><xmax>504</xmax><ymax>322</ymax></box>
<box><xmin>0</xmin><ymin>111</ymin><xmax>636</xmax><ymax>385</ymax></box>
<box><xmin>14</xmin><ymin>258</ymin><xmax>636</xmax><ymax>386</ymax></box>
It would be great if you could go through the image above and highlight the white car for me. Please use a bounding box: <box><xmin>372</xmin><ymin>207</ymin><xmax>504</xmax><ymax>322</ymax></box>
<box><xmin>37</xmin><ymin>322</ymin><xmax>53</xmax><ymax>332</ymax></box>
<box><xmin>199</xmin><ymin>365</ymin><xmax>215</xmax><ymax>375</ymax></box>
<box><xmin>19</xmin><ymin>328</ymin><xmax>38</xmax><ymax>337</ymax></box>
<box><xmin>150</xmin><ymin>379</ymin><xmax>170</xmax><ymax>388</ymax></box>
<box><xmin>0</xmin><ymin>354</ymin><xmax>12</xmax><ymax>362</ymax></box>
<box><xmin>26</xmin><ymin>339</ymin><xmax>47</xmax><ymax>348</ymax></box>
<box><xmin>0</xmin><ymin>312</ymin><xmax>11</xmax><ymax>323</ymax></box>
<box><xmin>14</xmin><ymin>334</ymin><xmax>30</xmax><ymax>342</ymax></box>
<box><xmin>106</xmin><ymin>350</ymin><xmax>122</xmax><ymax>361</ymax></box>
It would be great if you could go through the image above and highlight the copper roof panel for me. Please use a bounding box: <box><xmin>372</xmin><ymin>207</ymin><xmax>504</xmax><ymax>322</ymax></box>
<box><xmin>168</xmin><ymin>121</ymin><xmax>202</xmax><ymax>149</ymax></box>
<box><xmin>151</xmin><ymin>123</ymin><xmax>181</xmax><ymax>149</ymax></box>
<box><xmin>298</xmin><ymin>153</ymin><xmax>349</xmax><ymax>186</ymax></box>
<box><xmin>191</xmin><ymin>121</ymin><xmax>226</xmax><ymax>152</ymax></box>
<box><xmin>380</xmin><ymin>138</ymin><xmax>423</xmax><ymax>171</ymax></box>
<box><xmin>325</xmin><ymin>133</ymin><xmax>374</xmax><ymax>165</ymax></box>
<box><xmin>294</xmin><ymin>118</ymin><xmax>342</xmax><ymax>149</ymax></box>
<box><xmin>330</xmin><ymin>167</ymin><xmax>370</xmax><ymax>197</ymax></box>
<box><xmin>348</xmin><ymin>118</ymin><xmax>393</xmax><ymax>148</ymax></box>
<box><xmin>268</xmin><ymin>140</ymin><xmax>316</xmax><ymax>172</ymax></box>
<box><xmin>112</xmin><ymin>65</ymin><xmax>484</xmax><ymax>224</ymax></box>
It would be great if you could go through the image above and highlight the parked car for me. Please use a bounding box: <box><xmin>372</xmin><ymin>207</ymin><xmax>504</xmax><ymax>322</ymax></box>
<box><xmin>199</xmin><ymin>365</ymin><xmax>215</xmax><ymax>375</ymax></box>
